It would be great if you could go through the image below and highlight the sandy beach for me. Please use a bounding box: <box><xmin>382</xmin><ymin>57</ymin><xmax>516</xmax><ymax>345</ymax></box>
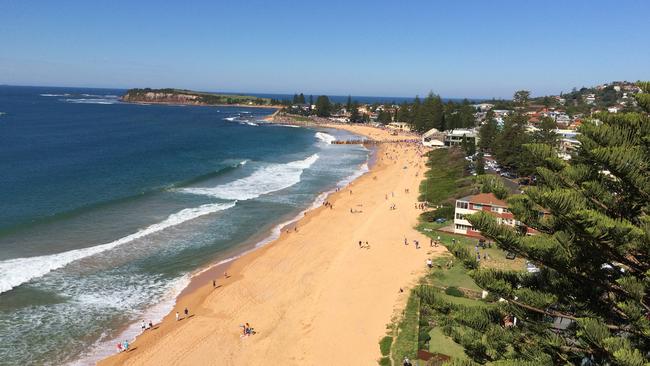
<box><xmin>99</xmin><ymin>123</ymin><xmax>443</xmax><ymax>366</ymax></box>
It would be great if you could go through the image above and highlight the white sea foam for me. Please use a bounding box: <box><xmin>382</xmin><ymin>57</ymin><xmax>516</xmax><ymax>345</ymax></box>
<box><xmin>40</xmin><ymin>93</ymin><xmax>70</xmax><ymax>97</ymax></box>
<box><xmin>338</xmin><ymin>162</ymin><xmax>370</xmax><ymax>188</ymax></box>
<box><xmin>315</xmin><ymin>131</ymin><xmax>336</xmax><ymax>144</ymax></box>
<box><xmin>63</xmin><ymin>98</ymin><xmax>119</xmax><ymax>105</ymax></box>
<box><xmin>224</xmin><ymin>116</ymin><xmax>237</xmax><ymax>121</ymax></box>
<box><xmin>0</xmin><ymin>202</ymin><xmax>236</xmax><ymax>294</ymax></box>
<box><xmin>67</xmin><ymin>274</ymin><xmax>191</xmax><ymax>366</ymax></box>
<box><xmin>240</xmin><ymin>121</ymin><xmax>259</xmax><ymax>126</ymax></box>
<box><xmin>179</xmin><ymin>154</ymin><xmax>319</xmax><ymax>201</ymax></box>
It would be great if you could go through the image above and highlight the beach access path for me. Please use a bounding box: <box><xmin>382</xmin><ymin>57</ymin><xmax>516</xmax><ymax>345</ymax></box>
<box><xmin>99</xmin><ymin>124</ymin><xmax>445</xmax><ymax>366</ymax></box>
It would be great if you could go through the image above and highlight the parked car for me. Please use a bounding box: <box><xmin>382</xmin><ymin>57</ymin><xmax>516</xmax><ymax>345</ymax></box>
<box><xmin>526</xmin><ymin>261</ymin><xmax>540</xmax><ymax>273</ymax></box>
<box><xmin>435</xmin><ymin>218</ymin><xmax>447</xmax><ymax>224</ymax></box>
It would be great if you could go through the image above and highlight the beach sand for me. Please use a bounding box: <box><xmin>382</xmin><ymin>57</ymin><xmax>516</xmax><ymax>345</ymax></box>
<box><xmin>99</xmin><ymin>124</ymin><xmax>444</xmax><ymax>366</ymax></box>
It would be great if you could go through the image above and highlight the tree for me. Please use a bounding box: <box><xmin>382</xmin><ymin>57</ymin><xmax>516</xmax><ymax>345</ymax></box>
<box><xmin>292</xmin><ymin>93</ymin><xmax>299</xmax><ymax>104</ymax></box>
<box><xmin>459</xmin><ymin>82</ymin><xmax>650</xmax><ymax>365</ymax></box>
<box><xmin>513</xmin><ymin>90</ymin><xmax>531</xmax><ymax>107</ymax></box>
<box><xmin>346</xmin><ymin>95</ymin><xmax>352</xmax><ymax>112</ymax></box>
<box><xmin>377</xmin><ymin>109</ymin><xmax>391</xmax><ymax>124</ymax></box>
<box><xmin>396</xmin><ymin>101</ymin><xmax>410</xmax><ymax>122</ymax></box>
<box><xmin>493</xmin><ymin>112</ymin><xmax>532</xmax><ymax>173</ymax></box>
<box><xmin>478</xmin><ymin>110</ymin><xmax>498</xmax><ymax>151</ymax></box>
<box><xmin>413</xmin><ymin>92</ymin><xmax>444</xmax><ymax>133</ymax></box>
<box><xmin>349</xmin><ymin>102</ymin><xmax>362</xmax><ymax>123</ymax></box>
<box><xmin>475</xmin><ymin>152</ymin><xmax>485</xmax><ymax>175</ymax></box>
<box><xmin>309</xmin><ymin>95</ymin><xmax>313</xmax><ymax>106</ymax></box>
<box><xmin>461</xmin><ymin>134</ymin><xmax>476</xmax><ymax>156</ymax></box>
<box><xmin>314</xmin><ymin>95</ymin><xmax>331</xmax><ymax>117</ymax></box>
<box><xmin>533</xmin><ymin>116</ymin><xmax>558</xmax><ymax>147</ymax></box>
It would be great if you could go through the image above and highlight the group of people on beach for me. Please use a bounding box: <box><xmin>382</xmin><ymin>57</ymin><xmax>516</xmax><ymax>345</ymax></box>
<box><xmin>358</xmin><ymin>240</ymin><xmax>370</xmax><ymax>249</ymax></box>
<box><xmin>116</xmin><ymin>339</ymin><xmax>129</xmax><ymax>353</ymax></box>
<box><xmin>240</xmin><ymin>322</ymin><xmax>255</xmax><ymax>337</ymax></box>
<box><xmin>175</xmin><ymin>307</ymin><xmax>190</xmax><ymax>321</ymax></box>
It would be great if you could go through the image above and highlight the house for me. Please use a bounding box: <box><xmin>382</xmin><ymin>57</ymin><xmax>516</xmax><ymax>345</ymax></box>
<box><xmin>422</xmin><ymin>128</ymin><xmax>445</xmax><ymax>148</ymax></box>
<box><xmin>555</xmin><ymin>114</ymin><xmax>571</xmax><ymax>128</ymax></box>
<box><xmin>444</xmin><ymin>128</ymin><xmax>478</xmax><ymax>147</ymax></box>
<box><xmin>454</xmin><ymin>192</ymin><xmax>541</xmax><ymax>237</ymax></box>
<box><xmin>454</xmin><ymin>193</ymin><xmax>520</xmax><ymax>237</ymax></box>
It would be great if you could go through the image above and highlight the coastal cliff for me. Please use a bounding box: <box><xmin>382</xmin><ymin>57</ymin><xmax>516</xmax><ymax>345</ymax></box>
<box><xmin>121</xmin><ymin>88</ymin><xmax>274</xmax><ymax>107</ymax></box>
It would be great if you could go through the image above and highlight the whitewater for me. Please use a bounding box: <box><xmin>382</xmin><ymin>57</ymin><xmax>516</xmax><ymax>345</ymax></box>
<box><xmin>179</xmin><ymin>154</ymin><xmax>319</xmax><ymax>200</ymax></box>
<box><xmin>0</xmin><ymin>202</ymin><xmax>236</xmax><ymax>294</ymax></box>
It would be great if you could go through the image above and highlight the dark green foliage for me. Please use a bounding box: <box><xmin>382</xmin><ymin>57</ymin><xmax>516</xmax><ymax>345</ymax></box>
<box><xmin>378</xmin><ymin>356</ymin><xmax>391</xmax><ymax>366</ymax></box>
<box><xmin>377</xmin><ymin>109</ymin><xmax>392</xmax><ymax>124</ymax></box>
<box><xmin>349</xmin><ymin>102</ymin><xmax>362</xmax><ymax>123</ymax></box>
<box><xmin>493</xmin><ymin>113</ymin><xmax>534</xmax><ymax>174</ymax></box>
<box><xmin>533</xmin><ymin>117</ymin><xmax>558</xmax><ymax>147</ymax></box>
<box><xmin>513</xmin><ymin>90</ymin><xmax>530</xmax><ymax>106</ymax></box>
<box><xmin>478</xmin><ymin>112</ymin><xmax>498</xmax><ymax>152</ymax></box>
<box><xmin>314</xmin><ymin>95</ymin><xmax>331</xmax><ymax>117</ymax></box>
<box><xmin>419</xmin><ymin>149</ymin><xmax>473</xmax><ymax>205</ymax></box>
<box><xmin>445</xmin><ymin>286</ymin><xmax>465</xmax><ymax>297</ymax></box>
<box><xmin>379</xmin><ymin>336</ymin><xmax>393</xmax><ymax>356</ymax></box>
<box><xmin>462</xmin><ymin>82</ymin><xmax>650</xmax><ymax>365</ymax></box>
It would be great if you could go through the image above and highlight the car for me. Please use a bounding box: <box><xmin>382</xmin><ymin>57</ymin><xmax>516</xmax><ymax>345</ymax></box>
<box><xmin>526</xmin><ymin>261</ymin><xmax>540</xmax><ymax>273</ymax></box>
<box><xmin>505</xmin><ymin>252</ymin><xmax>517</xmax><ymax>260</ymax></box>
<box><xmin>435</xmin><ymin>218</ymin><xmax>447</xmax><ymax>223</ymax></box>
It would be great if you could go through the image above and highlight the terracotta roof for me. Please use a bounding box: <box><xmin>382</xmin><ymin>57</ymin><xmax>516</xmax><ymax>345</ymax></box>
<box><xmin>464</xmin><ymin>192</ymin><xmax>508</xmax><ymax>207</ymax></box>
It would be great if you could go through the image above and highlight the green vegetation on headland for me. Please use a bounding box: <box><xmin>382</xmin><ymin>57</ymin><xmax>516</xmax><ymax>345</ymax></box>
<box><xmin>121</xmin><ymin>88</ymin><xmax>276</xmax><ymax>106</ymax></box>
<box><xmin>383</xmin><ymin>82</ymin><xmax>650</xmax><ymax>366</ymax></box>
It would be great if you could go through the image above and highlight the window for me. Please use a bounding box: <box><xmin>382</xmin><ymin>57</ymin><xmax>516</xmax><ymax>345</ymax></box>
<box><xmin>455</xmin><ymin>213</ymin><xmax>466</xmax><ymax>220</ymax></box>
<box><xmin>491</xmin><ymin>207</ymin><xmax>500</xmax><ymax>213</ymax></box>
<box><xmin>502</xmin><ymin>208</ymin><xmax>509</xmax><ymax>213</ymax></box>
<box><xmin>473</xmin><ymin>204</ymin><xmax>483</xmax><ymax>210</ymax></box>
<box><xmin>456</xmin><ymin>201</ymin><xmax>468</xmax><ymax>209</ymax></box>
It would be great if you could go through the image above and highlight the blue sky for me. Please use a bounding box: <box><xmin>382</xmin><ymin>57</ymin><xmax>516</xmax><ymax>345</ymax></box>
<box><xmin>1</xmin><ymin>0</ymin><xmax>648</xmax><ymax>98</ymax></box>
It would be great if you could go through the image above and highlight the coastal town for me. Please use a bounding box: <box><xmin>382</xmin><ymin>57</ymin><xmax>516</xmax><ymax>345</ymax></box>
<box><xmin>2</xmin><ymin>1</ymin><xmax>649</xmax><ymax>365</ymax></box>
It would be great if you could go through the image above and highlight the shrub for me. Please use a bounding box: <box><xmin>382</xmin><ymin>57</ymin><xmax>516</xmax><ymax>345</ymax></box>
<box><xmin>378</xmin><ymin>356</ymin><xmax>391</xmax><ymax>366</ymax></box>
<box><xmin>379</xmin><ymin>336</ymin><xmax>393</xmax><ymax>356</ymax></box>
<box><xmin>445</xmin><ymin>286</ymin><xmax>465</xmax><ymax>297</ymax></box>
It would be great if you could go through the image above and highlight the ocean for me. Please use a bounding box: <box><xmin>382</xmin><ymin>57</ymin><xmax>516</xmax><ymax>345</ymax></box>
<box><xmin>0</xmin><ymin>86</ymin><xmax>369</xmax><ymax>365</ymax></box>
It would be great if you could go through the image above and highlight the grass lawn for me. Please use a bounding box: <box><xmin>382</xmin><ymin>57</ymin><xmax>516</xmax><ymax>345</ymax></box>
<box><xmin>428</xmin><ymin>327</ymin><xmax>467</xmax><ymax>359</ymax></box>
<box><xmin>419</xmin><ymin>221</ymin><xmax>525</xmax><ymax>271</ymax></box>
<box><xmin>392</xmin><ymin>291</ymin><xmax>420</xmax><ymax>364</ymax></box>
<box><xmin>418</xmin><ymin>149</ymin><xmax>473</xmax><ymax>205</ymax></box>
<box><xmin>427</xmin><ymin>256</ymin><xmax>480</xmax><ymax>291</ymax></box>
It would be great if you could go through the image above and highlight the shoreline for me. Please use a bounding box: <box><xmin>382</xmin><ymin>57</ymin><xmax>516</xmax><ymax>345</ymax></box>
<box><xmin>80</xmin><ymin>121</ymin><xmax>371</xmax><ymax>365</ymax></box>
<box><xmin>120</xmin><ymin>99</ymin><xmax>282</xmax><ymax>110</ymax></box>
<box><xmin>98</xmin><ymin>120</ymin><xmax>437</xmax><ymax>366</ymax></box>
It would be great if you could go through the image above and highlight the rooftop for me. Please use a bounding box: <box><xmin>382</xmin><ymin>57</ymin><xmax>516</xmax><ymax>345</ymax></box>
<box><xmin>459</xmin><ymin>192</ymin><xmax>508</xmax><ymax>207</ymax></box>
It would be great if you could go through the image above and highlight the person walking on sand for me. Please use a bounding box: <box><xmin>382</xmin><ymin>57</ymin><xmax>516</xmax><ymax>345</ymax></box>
<box><xmin>213</xmin><ymin>279</ymin><xmax>216</xmax><ymax>288</ymax></box>
<box><xmin>116</xmin><ymin>342</ymin><xmax>123</xmax><ymax>353</ymax></box>
<box><xmin>141</xmin><ymin>320</ymin><xmax>146</xmax><ymax>332</ymax></box>
<box><xmin>176</xmin><ymin>311</ymin><xmax>180</xmax><ymax>321</ymax></box>
<box><xmin>148</xmin><ymin>320</ymin><xmax>153</xmax><ymax>329</ymax></box>
<box><xmin>123</xmin><ymin>340</ymin><xmax>129</xmax><ymax>352</ymax></box>
<box><xmin>427</xmin><ymin>258</ymin><xmax>433</xmax><ymax>268</ymax></box>
<box><xmin>184</xmin><ymin>307</ymin><xmax>189</xmax><ymax>318</ymax></box>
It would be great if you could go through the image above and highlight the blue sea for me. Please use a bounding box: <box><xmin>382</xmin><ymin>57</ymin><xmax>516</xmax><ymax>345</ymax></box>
<box><xmin>0</xmin><ymin>86</ymin><xmax>369</xmax><ymax>365</ymax></box>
